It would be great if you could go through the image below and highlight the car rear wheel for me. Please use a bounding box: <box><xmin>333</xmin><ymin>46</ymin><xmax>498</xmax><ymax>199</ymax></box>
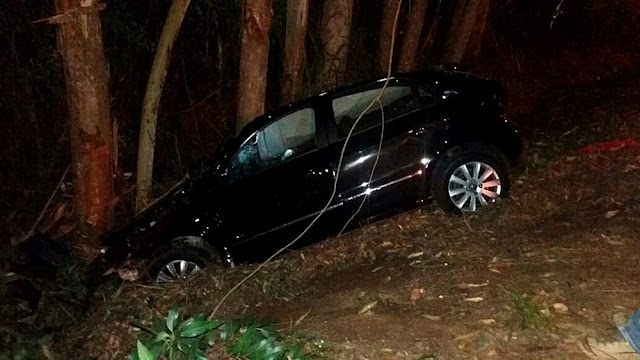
<box><xmin>148</xmin><ymin>246</ymin><xmax>212</xmax><ymax>283</ymax></box>
<box><xmin>431</xmin><ymin>144</ymin><xmax>511</xmax><ymax>213</ymax></box>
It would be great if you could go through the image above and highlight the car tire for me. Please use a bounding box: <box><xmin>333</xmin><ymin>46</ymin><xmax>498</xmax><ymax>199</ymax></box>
<box><xmin>147</xmin><ymin>246</ymin><xmax>211</xmax><ymax>283</ymax></box>
<box><xmin>431</xmin><ymin>143</ymin><xmax>511</xmax><ymax>214</ymax></box>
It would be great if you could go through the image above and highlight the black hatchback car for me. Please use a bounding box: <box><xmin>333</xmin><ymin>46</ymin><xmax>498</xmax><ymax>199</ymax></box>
<box><xmin>95</xmin><ymin>69</ymin><xmax>521</xmax><ymax>283</ymax></box>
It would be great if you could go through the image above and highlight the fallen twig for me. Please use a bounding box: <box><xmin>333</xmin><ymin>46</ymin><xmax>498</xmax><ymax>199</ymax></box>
<box><xmin>19</xmin><ymin>163</ymin><xmax>71</xmax><ymax>245</ymax></box>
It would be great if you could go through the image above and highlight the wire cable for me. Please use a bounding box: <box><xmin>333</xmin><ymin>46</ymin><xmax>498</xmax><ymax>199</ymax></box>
<box><xmin>210</xmin><ymin>0</ymin><xmax>404</xmax><ymax>318</ymax></box>
<box><xmin>337</xmin><ymin>99</ymin><xmax>385</xmax><ymax>236</ymax></box>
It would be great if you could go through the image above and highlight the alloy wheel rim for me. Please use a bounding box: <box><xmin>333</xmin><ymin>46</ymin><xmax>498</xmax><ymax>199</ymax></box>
<box><xmin>447</xmin><ymin>161</ymin><xmax>502</xmax><ymax>212</ymax></box>
<box><xmin>156</xmin><ymin>259</ymin><xmax>201</xmax><ymax>283</ymax></box>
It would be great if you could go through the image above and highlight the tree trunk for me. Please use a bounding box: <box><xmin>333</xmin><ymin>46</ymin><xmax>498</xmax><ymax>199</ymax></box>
<box><xmin>54</xmin><ymin>0</ymin><xmax>114</xmax><ymax>239</ymax></box>
<box><xmin>236</xmin><ymin>0</ymin><xmax>272</xmax><ymax>134</ymax></box>
<box><xmin>378</xmin><ymin>0</ymin><xmax>402</xmax><ymax>73</ymax></box>
<box><xmin>417</xmin><ymin>0</ymin><xmax>441</xmax><ymax>62</ymax></box>
<box><xmin>281</xmin><ymin>0</ymin><xmax>309</xmax><ymax>104</ymax></box>
<box><xmin>465</xmin><ymin>0</ymin><xmax>490</xmax><ymax>60</ymax></box>
<box><xmin>320</xmin><ymin>0</ymin><xmax>354</xmax><ymax>89</ymax></box>
<box><xmin>397</xmin><ymin>0</ymin><xmax>428</xmax><ymax>72</ymax></box>
<box><xmin>442</xmin><ymin>0</ymin><xmax>481</xmax><ymax>64</ymax></box>
<box><xmin>135</xmin><ymin>0</ymin><xmax>191</xmax><ymax>212</ymax></box>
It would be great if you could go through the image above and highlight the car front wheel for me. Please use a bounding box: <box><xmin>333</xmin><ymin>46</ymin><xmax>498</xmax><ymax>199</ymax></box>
<box><xmin>148</xmin><ymin>246</ymin><xmax>211</xmax><ymax>283</ymax></box>
<box><xmin>431</xmin><ymin>144</ymin><xmax>511</xmax><ymax>213</ymax></box>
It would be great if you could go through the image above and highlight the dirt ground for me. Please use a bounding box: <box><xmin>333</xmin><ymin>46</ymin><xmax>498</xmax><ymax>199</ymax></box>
<box><xmin>56</xmin><ymin>76</ymin><xmax>640</xmax><ymax>359</ymax></box>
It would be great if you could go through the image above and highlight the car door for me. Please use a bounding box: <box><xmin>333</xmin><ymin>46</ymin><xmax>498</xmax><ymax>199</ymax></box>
<box><xmin>326</xmin><ymin>80</ymin><xmax>436</xmax><ymax>225</ymax></box>
<box><xmin>217</xmin><ymin>101</ymin><xmax>336</xmax><ymax>259</ymax></box>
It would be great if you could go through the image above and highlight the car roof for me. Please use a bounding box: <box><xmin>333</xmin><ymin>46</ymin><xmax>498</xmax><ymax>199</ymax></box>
<box><xmin>234</xmin><ymin>67</ymin><xmax>488</xmax><ymax>143</ymax></box>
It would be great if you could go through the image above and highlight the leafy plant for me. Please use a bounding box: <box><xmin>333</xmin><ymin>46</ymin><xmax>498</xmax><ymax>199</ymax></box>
<box><xmin>130</xmin><ymin>309</ymin><xmax>326</xmax><ymax>360</ymax></box>
<box><xmin>508</xmin><ymin>291</ymin><xmax>548</xmax><ymax>329</ymax></box>
<box><xmin>129</xmin><ymin>309</ymin><xmax>221</xmax><ymax>360</ymax></box>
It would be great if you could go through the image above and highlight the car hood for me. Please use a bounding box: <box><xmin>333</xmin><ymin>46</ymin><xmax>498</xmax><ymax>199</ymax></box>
<box><xmin>100</xmin><ymin>176</ymin><xmax>193</xmax><ymax>247</ymax></box>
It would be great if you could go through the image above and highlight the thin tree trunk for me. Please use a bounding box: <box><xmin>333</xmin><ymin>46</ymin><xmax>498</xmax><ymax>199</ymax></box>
<box><xmin>442</xmin><ymin>0</ymin><xmax>480</xmax><ymax>64</ymax></box>
<box><xmin>397</xmin><ymin>0</ymin><xmax>428</xmax><ymax>72</ymax></box>
<box><xmin>378</xmin><ymin>0</ymin><xmax>402</xmax><ymax>73</ymax></box>
<box><xmin>320</xmin><ymin>0</ymin><xmax>354</xmax><ymax>89</ymax></box>
<box><xmin>465</xmin><ymin>0</ymin><xmax>490</xmax><ymax>60</ymax></box>
<box><xmin>236</xmin><ymin>0</ymin><xmax>272</xmax><ymax>134</ymax></box>
<box><xmin>281</xmin><ymin>0</ymin><xmax>309</xmax><ymax>104</ymax></box>
<box><xmin>54</xmin><ymin>0</ymin><xmax>114</xmax><ymax>239</ymax></box>
<box><xmin>136</xmin><ymin>0</ymin><xmax>191</xmax><ymax>212</ymax></box>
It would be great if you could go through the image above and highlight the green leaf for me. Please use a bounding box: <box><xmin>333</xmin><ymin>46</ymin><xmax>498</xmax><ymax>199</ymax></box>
<box><xmin>219</xmin><ymin>320</ymin><xmax>241</xmax><ymax>341</ymax></box>
<box><xmin>185</xmin><ymin>343</ymin><xmax>208</xmax><ymax>360</ymax></box>
<box><xmin>147</xmin><ymin>342</ymin><xmax>166</xmax><ymax>359</ymax></box>
<box><xmin>285</xmin><ymin>341</ymin><xmax>308</xmax><ymax>360</ymax></box>
<box><xmin>247</xmin><ymin>337</ymin><xmax>282</xmax><ymax>360</ymax></box>
<box><xmin>179</xmin><ymin>318</ymin><xmax>221</xmax><ymax>338</ymax></box>
<box><xmin>265</xmin><ymin>344</ymin><xmax>286</xmax><ymax>360</ymax></box>
<box><xmin>136</xmin><ymin>341</ymin><xmax>155</xmax><ymax>360</ymax></box>
<box><xmin>229</xmin><ymin>326</ymin><xmax>263</xmax><ymax>355</ymax></box>
<box><xmin>248</xmin><ymin>336</ymin><xmax>276</xmax><ymax>353</ymax></box>
<box><xmin>176</xmin><ymin>337</ymin><xmax>201</xmax><ymax>354</ymax></box>
<box><xmin>256</xmin><ymin>325</ymin><xmax>280</xmax><ymax>340</ymax></box>
<box><xmin>166</xmin><ymin>309</ymin><xmax>180</xmax><ymax>332</ymax></box>
<box><xmin>152</xmin><ymin>331</ymin><xmax>171</xmax><ymax>344</ymax></box>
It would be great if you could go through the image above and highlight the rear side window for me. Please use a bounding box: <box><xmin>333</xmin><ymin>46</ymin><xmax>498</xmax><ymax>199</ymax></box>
<box><xmin>228</xmin><ymin>107</ymin><xmax>316</xmax><ymax>180</ymax></box>
<box><xmin>332</xmin><ymin>86</ymin><xmax>417</xmax><ymax>138</ymax></box>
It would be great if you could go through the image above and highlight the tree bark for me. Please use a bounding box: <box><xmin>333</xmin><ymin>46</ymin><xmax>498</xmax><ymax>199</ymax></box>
<box><xmin>442</xmin><ymin>0</ymin><xmax>481</xmax><ymax>64</ymax></box>
<box><xmin>397</xmin><ymin>0</ymin><xmax>428</xmax><ymax>72</ymax></box>
<box><xmin>136</xmin><ymin>0</ymin><xmax>191</xmax><ymax>212</ymax></box>
<box><xmin>281</xmin><ymin>0</ymin><xmax>309</xmax><ymax>104</ymax></box>
<box><xmin>54</xmin><ymin>0</ymin><xmax>114</xmax><ymax>238</ymax></box>
<box><xmin>236</xmin><ymin>0</ymin><xmax>272</xmax><ymax>134</ymax></box>
<box><xmin>320</xmin><ymin>0</ymin><xmax>354</xmax><ymax>89</ymax></box>
<box><xmin>417</xmin><ymin>0</ymin><xmax>441</xmax><ymax>62</ymax></box>
<box><xmin>465</xmin><ymin>0</ymin><xmax>490</xmax><ymax>60</ymax></box>
<box><xmin>378</xmin><ymin>0</ymin><xmax>402</xmax><ymax>73</ymax></box>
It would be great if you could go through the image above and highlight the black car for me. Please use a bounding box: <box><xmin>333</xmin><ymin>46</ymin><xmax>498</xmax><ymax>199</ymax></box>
<box><xmin>95</xmin><ymin>69</ymin><xmax>521</xmax><ymax>283</ymax></box>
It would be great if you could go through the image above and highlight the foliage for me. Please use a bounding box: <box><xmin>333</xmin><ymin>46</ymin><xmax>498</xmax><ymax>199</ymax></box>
<box><xmin>129</xmin><ymin>308</ymin><xmax>326</xmax><ymax>360</ymax></box>
<box><xmin>129</xmin><ymin>309</ymin><xmax>220</xmax><ymax>360</ymax></box>
<box><xmin>508</xmin><ymin>291</ymin><xmax>548</xmax><ymax>329</ymax></box>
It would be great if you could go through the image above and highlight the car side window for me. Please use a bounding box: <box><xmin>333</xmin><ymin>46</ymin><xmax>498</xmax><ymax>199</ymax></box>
<box><xmin>332</xmin><ymin>86</ymin><xmax>418</xmax><ymax>138</ymax></box>
<box><xmin>227</xmin><ymin>107</ymin><xmax>316</xmax><ymax>181</ymax></box>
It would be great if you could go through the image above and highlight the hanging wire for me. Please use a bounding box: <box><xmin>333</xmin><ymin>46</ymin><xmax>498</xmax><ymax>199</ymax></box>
<box><xmin>210</xmin><ymin>0</ymin><xmax>405</xmax><ymax>318</ymax></box>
